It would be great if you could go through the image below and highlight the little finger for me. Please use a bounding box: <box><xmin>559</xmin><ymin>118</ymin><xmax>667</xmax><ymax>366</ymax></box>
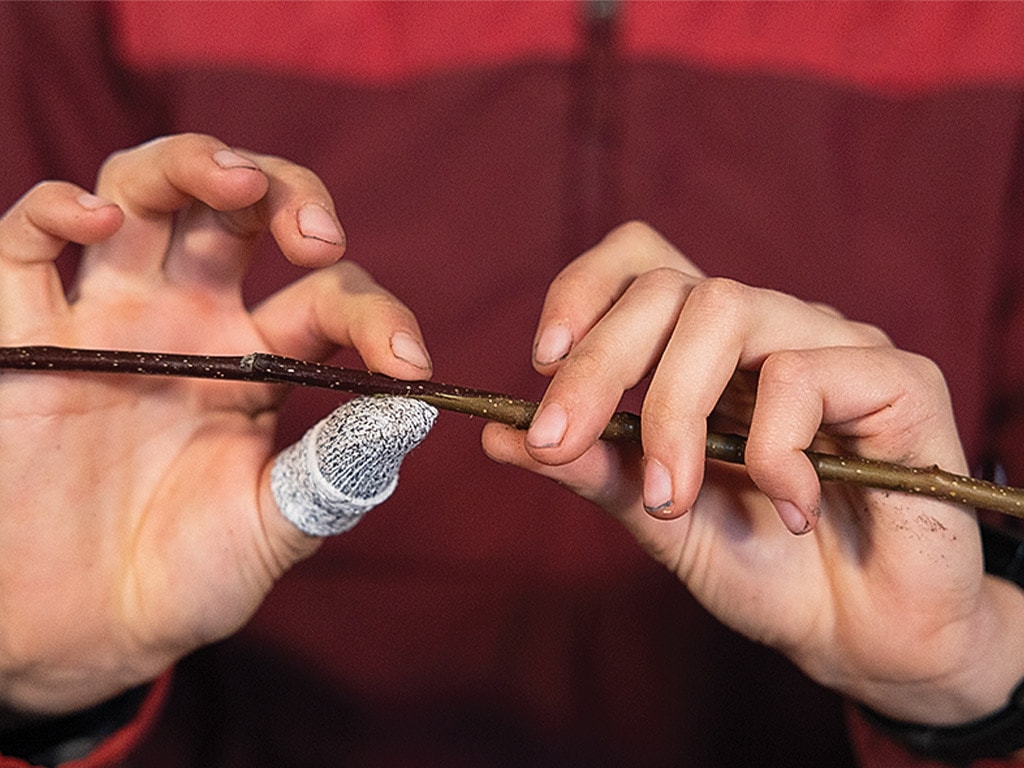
<box><xmin>0</xmin><ymin>182</ymin><xmax>122</xmax><ymax>338</ymax></box>
<box><xmin>744</xmin><ymin>346</ymin><xmax>966</xmax><ymax>534</ymax></box>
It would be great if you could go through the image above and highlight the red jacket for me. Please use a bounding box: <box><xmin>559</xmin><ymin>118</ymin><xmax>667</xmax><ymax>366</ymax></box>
<box><xmin>1</xmin><ymin>2</ymin><xmax>1023</xmax><ymax>766</ymax></box>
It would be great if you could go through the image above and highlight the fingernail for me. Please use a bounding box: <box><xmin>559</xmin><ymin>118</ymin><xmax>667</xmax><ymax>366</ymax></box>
<box><xmin>77</xmin><ymin>192</ymin><xmax>114</xmax><ymax>210</ymax></box>
<box><xmin>534</xmin><ymin>324</ymin><xmax>572</xmax><ymax>365</ymax></box>
<box><xmin>213</xmin><ymin>149</ymin><xmax>260</xmax><ymax>171</ymax></box>
<box><xmin>297</xmin><ymin>203</ymin><xmax>344</xmax><ymax>246</ymax></box>
<box><xmin>643</xmin><ymin>459</ymin><xmax>674</xmax><ymax>515</ymax></box>
<box><xmin>774</xmin><ymin>499</ymin><xmax>813</xmax><ymax>536</ymax></box>
<box><xmin>390</xmin><ymin>331</ymin><xmax>432</xmax><ymax>371</ymax></box>
<box><xmin>527</xmin><ymin>402</ymin><xmax>568</xmax><ymax>449</ymax></box>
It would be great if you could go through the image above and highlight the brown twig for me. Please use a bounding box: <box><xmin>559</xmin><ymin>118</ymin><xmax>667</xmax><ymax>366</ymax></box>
<box><xmin>1</xmin><ymin>345</ymin><xmax>1022</xmax><ymax>520</ymax></box>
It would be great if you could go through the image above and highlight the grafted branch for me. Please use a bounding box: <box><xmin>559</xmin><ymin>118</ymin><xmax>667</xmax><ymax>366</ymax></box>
<box><xmin>2</xmin><ymin>345</ymin><xmax>1022</xmax><ymax>520</ymax></box>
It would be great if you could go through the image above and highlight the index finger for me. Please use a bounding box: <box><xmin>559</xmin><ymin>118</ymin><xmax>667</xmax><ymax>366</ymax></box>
<box><xmin>532</xmin><ymin>221</ymin><xmax>704</xmax><ymax>369</ymax></box>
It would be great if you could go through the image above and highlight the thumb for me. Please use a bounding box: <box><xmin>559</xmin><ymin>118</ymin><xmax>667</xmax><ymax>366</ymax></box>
<box><xmin>268</xmin><ymin>396</ymin><xmax>437</xmax><ymax>548</ymax></box>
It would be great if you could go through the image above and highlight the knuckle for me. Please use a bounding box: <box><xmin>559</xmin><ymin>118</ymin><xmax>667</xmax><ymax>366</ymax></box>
<box><xmin>96</xmin><ymin>142</ymin><xmax>152</xmax><ymax>183</ymax></box>
<box><xmin>741</xmin><ymin>435</ymin><xmax>776</xmax><ymax>479</ymax></box>
<box><xmin>5</xmin><ymin>182</ymin><xmax>63</xmax><ymax>218</ymax></box>
<box><xmin>97</xmin><ymin>133</ymin><xmax>217</xmax><ymax>179</ymax></box>
<box><xmin>365</xmin><ymin>293</ymin><xmax>414</xmax><ymax>325</ymax></box>
<box><xmin>23</xmin><ymin>180</ymin><xmax>62</xmax><ymax>200</ymax></box>
<box><xmin>810</xmin><ymin>303</ymin><xmax>891</xmax><ymax>347</ymax></box>
<box><xmin>273</xmin><ymin>159</ymin><xmax>317</xmax><ymax>185</ymax></box>
<box><xmin>607</xmin><ymin>219</ymin><xmax>660</xmax><ymax>245</ymax></box>
<box><xmin>630</xmin><ymin>266</ymin><xmax>693</xmax><ymax>313</ymax></box>
<box><xmin>331</xmin><ymin>269</ymin><xmax>414</xmax><ymax>323</ymax></box>
<box><xmin>162</xmin><ymin>131</ymin><xmax>218</xmax><ymax>152</ymax></box>
<box><xmin>325</xmin><ymin>258</ymin><xmax>372</xmax><ymax>286</ymax></box>
<box><xmin>684</xmin><ymin>277</ymin><xmax>752</xmax><ymax>326</ymax></box>
<box><xmin>320</xmin><ymin>263</ymin><xmax>382</xmax><ymax>307</ymax></box>
<box><xmin>545</xmin><ymin>266</ymin><xmax>577</xmax><ymax>295</ymax></box>
<box><xmin>633</xmin><ymin>265</ymin><xmax>689</xmax><ymax>293</ymax></box>
<box><xmin>758</xmin><ymin>349</ymin><xmax>815</xmax><ymax>390</ymax></box>
<box><xmin>604</xmin><ymin>220</ymin><xmax>681</xmax><ymax>264</ymax></box>
<box><xmin>558</xmin><ymin>342</ymin><xmax>615</xmax><ymax>384</ymax></box>
<box><xmin>544</xmin><ymin>260</ymin><xmax>614</xmax><ymax>315</ymax></box>
<box><xmin>0</xmin><ymin>182</ymin><xmax>78</xmax><ymax>248</ymax></box>
<box><xmin>96</xmin><ymin>146</ymin><xmax>133</xmax><ymax>180</ymax></box>
<box><xmin>688</xmin><ymin>276</ymin><xmax>749</xmax><ymax>306</ymax></box>
<box><xmin>258</xmin><ymin>153</ymin><xmax>330</xmax><ymax>194</ymax></box>
<box><xmin>902</xmin><ymin>351</ymin><xmax>948</xmax><ymax>393</ymax></box>
<box><xmin>639</xmin><ymin>395</ymin><xmax>679</xmax><ymax>434</ymax></box>
<box><xmin>809</xmin><ymin>300</ymin><xmax>845</xmax><ymax>318</ymax></box>
<box><xmin>845</xmin><ymin>319</ymin><xmax>892</xmax><ymax>347</ymax></box>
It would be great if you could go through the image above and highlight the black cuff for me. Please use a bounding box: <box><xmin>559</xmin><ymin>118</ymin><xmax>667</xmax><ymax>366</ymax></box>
<box><xmin>980</xmin><ymin>521</ymin><xmax>1024</xmax><ymax>587</ymax></box>
<box><xmin>0</xmin><ymin>684</ymin><xmax>149</xmax><ymax>767</ymax></box>
<box><xmin>858</xmin><ymin>678</ymin><xmax>1024</xmax><ymax>765</ymax></box>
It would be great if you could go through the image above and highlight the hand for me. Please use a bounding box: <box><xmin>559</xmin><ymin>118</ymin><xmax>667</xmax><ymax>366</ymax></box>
<box><xmin>0</xmin><ymin>134</ymin><xmax>433</xmax><ymax>714</ymax></box>
<box><xmin>483</xmin><ymin>222</ymin><xmax>1024</xmax><ymax>728</ymax></box>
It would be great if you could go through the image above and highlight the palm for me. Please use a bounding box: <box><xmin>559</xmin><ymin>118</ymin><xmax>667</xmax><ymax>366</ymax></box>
<box><xmin>0</xmin><ymin>136</ymin><xmax>434</xmax><ymax>714</ymax></box>
<box><xmin>643</xmin><ymin>455</ymin><xmax>983</xmax><ymax>699</ymax></box>
<box><xmin>487</xmin><ymin>220</ymin><xmax>1023</xmax><ymax>727</ymax></box>
<box><xmin>0</xmin><ymin>258</ymin><xmax>286</xmax><ymax>709</ymax></box>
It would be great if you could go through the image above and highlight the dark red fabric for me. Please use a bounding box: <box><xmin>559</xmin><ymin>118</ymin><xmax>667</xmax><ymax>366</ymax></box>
<box><xmin>1</xmin><ymin>2</ymin><xmax>1022</xmax><ymax>767</ymax></box>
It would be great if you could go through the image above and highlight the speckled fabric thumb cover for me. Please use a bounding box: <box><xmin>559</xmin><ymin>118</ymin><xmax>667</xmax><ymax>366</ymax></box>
<box><xmin>271</xmin><ymin>396</ymin><xmax>438</xmax><ymax>536</ymax></box>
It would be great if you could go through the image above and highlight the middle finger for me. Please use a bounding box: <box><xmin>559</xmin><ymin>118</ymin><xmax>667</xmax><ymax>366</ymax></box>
<box><xmin>80</xmin><ymin>134</ymin><xmax>270</xmax><ymax>288</ymax></box>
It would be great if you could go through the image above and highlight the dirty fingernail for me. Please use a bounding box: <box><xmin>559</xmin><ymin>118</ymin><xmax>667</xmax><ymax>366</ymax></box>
<box><xmin>390</xmin><ymin>331</ymin><xmax>432</xmax><ymax>371</ymax></box>
<box><xmin>534</xmin><ymin>324</ymin><xmax>572</xmax><ymax>366</ymax></box>
<box><xmin>297</xmin><ymin>203</ymin><xmax>344</xmax><ymax>246</ymax></box>
<box><xmin>774</xmin><ymin>499</ymin><xmax>813</xmax><ymax>535</ymax></box>
<box><xmin>213</xmin><ymin>149</ymin><xmax>260</xmax><ymax>171</ymax></box>
<box><xmin>643</xmin><ymin>458</ymin><xmax>674</xmax><ymax>515</ymax></box>
<box><xmin>527</xmin><ymin>402</ymin><xmax>568</xmax><ymax>449</ymax></box>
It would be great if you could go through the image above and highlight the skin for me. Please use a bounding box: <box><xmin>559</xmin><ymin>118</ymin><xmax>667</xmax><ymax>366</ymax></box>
<box><xmin>1</xmin><ymin>139</ymin><xmax>1022</xmax><ymax>760</ymax></box>
<box><xmin>0</xmin><ymin>134</ymin><xmax>432</xmax><ymax>715</ymax></box>
<box><xmin>481</xmin><ymin>223</ymin><xmax>1024</xmax><ymax>744</ymax></box>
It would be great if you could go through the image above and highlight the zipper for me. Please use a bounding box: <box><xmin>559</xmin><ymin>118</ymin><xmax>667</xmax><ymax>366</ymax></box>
<box><xmin>563</xmin><ymin>0</ymin><xmax>622</xmax><ymax>259</ymax></box>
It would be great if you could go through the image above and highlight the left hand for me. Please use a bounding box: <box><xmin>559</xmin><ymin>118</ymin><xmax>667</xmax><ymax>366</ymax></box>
<box><xmin>482</xmin><ymin>221</ymin><xmax>1024</xmax><ymax>728</ymax></box>
<box><xmin>0</xmin><ymin>134</ymin><xmax>433</xmax><ymax>715</ymax></box>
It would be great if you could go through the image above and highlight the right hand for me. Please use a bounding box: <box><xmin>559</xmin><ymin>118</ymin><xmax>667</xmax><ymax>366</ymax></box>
<box><xmin>483</xmin><ymin>222</ymin><xmax>1024</xmax><ymax>729</ymax></box>
<box><xmin>0</xmin><ymin>134</ymin><xmax>433</xmax><ymax>715</ymax></box>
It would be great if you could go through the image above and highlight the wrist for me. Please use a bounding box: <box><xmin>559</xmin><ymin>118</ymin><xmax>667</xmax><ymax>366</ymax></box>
<box><xmin>858</xmin><ymin>674</ymin><xmax>1024</xmax><ymax>763</ymax></box>
<box><xmin>853</xmin><ymin>522</ymin><xmax>1024</xmax><ymax>763</ymax></box>
<box><xmin>850</xmin><ymin>573</ymin><xmax>1024</xmax><ymax>727</ymax></box>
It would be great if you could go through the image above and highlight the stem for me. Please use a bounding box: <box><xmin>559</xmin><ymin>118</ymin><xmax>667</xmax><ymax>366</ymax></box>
<box><xmin>2</xmin><ymin>345</ymin><xmax>1022</xmax><ymax>520</ymax></box>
